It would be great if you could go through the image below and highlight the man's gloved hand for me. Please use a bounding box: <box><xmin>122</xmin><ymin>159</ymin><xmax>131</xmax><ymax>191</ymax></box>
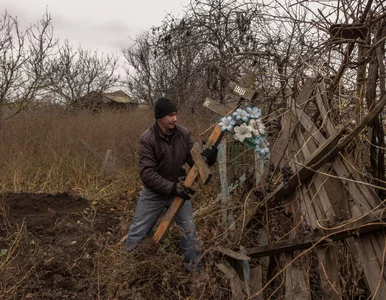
<box><xmin>172</xmin><ymin>181</ymin><xmax>196</xmax><ymax>200</ymax></box>
<box><xmin>201</xmin><ymin>145</ymin><xmax>218</xmax><ymax>166</ymax></box>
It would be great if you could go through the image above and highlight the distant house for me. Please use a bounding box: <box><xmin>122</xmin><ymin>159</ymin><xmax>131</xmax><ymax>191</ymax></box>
<box><xmin>77</xmin><ymin>90</ymin><xmax>137</xmax><ymax>111</ymax></box>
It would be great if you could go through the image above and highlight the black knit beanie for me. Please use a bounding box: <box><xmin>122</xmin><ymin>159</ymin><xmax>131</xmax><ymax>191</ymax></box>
<box><xmin>154</xmin><ymin>97</ymin><xmax>178</xmax><ymax>119</ymax></box>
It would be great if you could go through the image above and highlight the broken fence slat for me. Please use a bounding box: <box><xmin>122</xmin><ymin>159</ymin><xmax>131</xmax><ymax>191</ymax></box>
<box><xmin>216</xmin><ymin>262</ymin><xmax>247</xmax><ymax>299</ymax></box>
<box><xmin>261</xmin><ymin>128</ymin><xmax>344</xmax><ymax>205</ymax></box>
<box><xmin>216</xmin><ymin>263</ymin><xmax>238</xmax><ymax>279</ymax></box>
<box><xmin>285</xmin><ymin>252</ymin><xmax>311</xmax><ymax>300</ymax></box>
<box><xmin>246</xmin><ymin>207</ymin><xmax>386</xmax><ymax>257</ymax></box>
<box><xmin>190</xmin><ymin>142</ymin><xmax>212</xmax><ymax>184</ymax></box>
<box><xmin>214</xmin><ymin>246</ymin><xmax>251</xmax><ymax>261</ymax></box>
<box><xmin>249</xmin><ymin>266</ymin><xmax>263</xmax><ymax>300</ymax></box>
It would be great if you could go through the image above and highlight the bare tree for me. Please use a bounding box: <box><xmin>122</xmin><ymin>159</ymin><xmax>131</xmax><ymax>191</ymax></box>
<box><xmin>122</xmin><ymin>0</ymin><xmax>330</xmax><ymax>109</ymax></box>
<box><xmin>0</xmin><ymin>11</ymin><xmax>57</xmax><ymax>117</ymax></box>
<box><xmin>47</xmin><ymin>40</ymin><xmax>120</xmax><ymax>109</ymax></box>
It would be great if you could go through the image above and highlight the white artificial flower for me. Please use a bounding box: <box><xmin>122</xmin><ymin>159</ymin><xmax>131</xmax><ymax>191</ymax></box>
<box><xmin>246</xmin><ymin>106</ymin><xmax>262</xmax><ymax>119</ymax></box>
<box><xmin>233</xmin><ymin>108</ymin><xmax>250</xmax><ymax>123</ymax></box>
<box><xmin>219</xmin><ymin>115</ymin><xmax>236</xmax><ymax>131</ymax></box>
<box><xmin>249</xmin><ymin>119</ymin><xmax>266</xmax><ymax>136</ymax></box>
<box><xmin>233</xmin><ymin>123</ymin><xmax>253</xmax><ymax>142</ymax></box>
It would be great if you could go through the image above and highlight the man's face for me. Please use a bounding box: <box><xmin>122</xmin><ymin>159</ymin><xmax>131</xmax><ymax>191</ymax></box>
<box><xmin>158</xmin><ymin>112</ymin><xmax>177</xmax><ymax>133</ymax></box>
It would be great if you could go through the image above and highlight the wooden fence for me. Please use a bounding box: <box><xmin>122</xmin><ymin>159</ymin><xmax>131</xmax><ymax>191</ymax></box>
<box><xmin>236</xmin><ymin>78</ymin><xmax>386</xmax><ymax>299</ymax></box>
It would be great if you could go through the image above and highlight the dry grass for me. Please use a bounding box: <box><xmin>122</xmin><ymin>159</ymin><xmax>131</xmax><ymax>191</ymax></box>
<box><xmin>0</xmin><ymin>106</ymin><xmax>212</xmax><ymax>200</ymax></box>
<box><xmin>0</xmin><ymin>106</ymin><xmax>235</xmax><ymax>299</ymax></box>
<box><xmin>0</xmin><ymin>108</ymin><xmax>142</xmax><ymax>196</ymax></box>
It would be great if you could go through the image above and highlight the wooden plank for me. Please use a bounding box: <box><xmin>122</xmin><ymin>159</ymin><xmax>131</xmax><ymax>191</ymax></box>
<box><xmin>250</xmin><ymin>266</ymin><xmax>263</xmax><ymax>300</ymax></box>
<box><xmin>297</xmin><ymin>129</ymin><xmax>336</xmax><ymax>220</ymax></box>
<box><xmin>316</xmin><ymin>247</ymin><xmax>342</xmax><ymax>298</ymax></box>
<box><xmin>295</xmin><ymin>130</ymin><xmax>343</xmax><ymax>299</ymax></box>
<box><xmin>232</xmin><ymin>127</ymin><xmax>343</xmax><ymax>244</ymax></box>
<box><xmin>322</xmin><ymin>171</ymin><xmax>351</xmax><ymax>219</ymax></box>
<box><xmin>315</xmin><ymin>89</ymin><xmax>335</xmax><ymax>136</ymax></box>
<box><xmin>190</xmin><ymin>142</ymin><xmax>212</xmax><ymax>184</ymax></box>
<box><xmin>217</xmin><ymin>262</ymin><xmax>238</xmax><ymax>279</ymax></box>
<box><xmin>298</xmin><ymin>181</ymin><xmax>319</xmax><ymax>231</ymax></box>
<box><xmin>152</xmin><ymin>126</ymin><xmax>224</xmax><ymax>244</ymax></box>
<box><xmin>298</xmin><ymin>125</ymin><xmax>334</xmax><ymax>223</ymax></box>
<box><xmin>297</xmin><ymin>77</ymin><xmax>317</xmax><ymax>106</ymax></box>
<box><xmin>331</xmin><ymin>156</ymin><xmax>379</xmax><ymax>215</ymax></box>
<box><xmin>230</xmin><ymin>246</ymin><xmax>251</xmax><ymax>296</ymax></box>
<box><xmin>260</xmin><ymin>77</ymin><xmax>317</xmax><ymax>186</ymax></box>
<box><xmin>262</xmin><ymin>111</ymin><xmax>296</xmax><ymax>185</ymax></box>
<box><xmin>285</xmin><ymin>252</ymin><xmax>311</xmax><ymax>300</ymax></box>
<box><xmin>216</xmin><ymin>263</ymin><xmax>245</xmax><ymax>300</ymax></box>
<box><xmin>310</xmin><ymin>173</ymin><xmax>336</xmax><ymax>220</ymax></box>
<box><xmin>340</xmin><ymin>154</ymin><xmax>382</xmax><ymax>208</ymax></box>
<box><xmin>214</xmin><ymin>246</ymin><xmax>250</xmax><ymax>261</ymax></box>
<box><xmin>285</xmin><ymin>193</ymin><xmax>311</xmax><ymax>300</ymax></box>
<box><xmin>230</xmin><ymin>275</ymin><xmax>246</xmax><ymax>300</ymax></box>
<box><xmin>261</xmin><ymin>76</ymin><xmax>318</xmax><ymax>185</ymax></box>
<box><xmin>305</xmin><ymin>85</ymin><xmax>350</xmax><ymax>221</ymax></box>
<box><xmin>246</xmin><ymin>206</ymin><xmax>386</xmax><ymax>257</ymax></box>
<box><xmin>285</xmin><ymin>79</ymin><xmax>386</xmax><ymax>297</ymax></box>
<box><xmin>292</xmin><ymin>131</ymin><xmax>319</xmax><ymax>229</ymax></box>
<box><xmin>218</xmin><ymin>141</ymin><xmax>232</xmax><ymax>228</ymax></box>
<box><xmin>202</xmin><ymin>97</ymin><xmax>236</xmax><ymax>116</ymax></box>
<box><xmin>292</xmin><ymin>101</ymin><xmax>326</xmax><ymax>144</ymax></box>
<box><xmin>302</xmin><ymin>143</ymin><xmax>342</xmax><ymax>299</ymax></box>
<box><xmin>294</xmin><ymin>86</ymin><xmax>383</xmax><ymax>211</ymax></box>
<box><xmin>227</xmin><ymin>81</ymin><xmax>256</xmax><ymax>101</ymax></box>
<box><xmin>331</xmin><ymin>155</ymin><xmax>386</xmax><ymax>296</ymax></box>
<box><xmin>354</xmin><ymin>234</ymin><xmax>386</xmax><ymax>299</ymax></box>
<box><xmin>261</xmin><ymin>129</ymin><xmax>344</xmax><ymax>204</ymax></box>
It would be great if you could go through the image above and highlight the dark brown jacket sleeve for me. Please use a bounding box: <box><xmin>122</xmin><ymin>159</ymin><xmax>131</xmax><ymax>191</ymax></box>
<box><xmin>138</xmin><ymin>136</ymin><xmax>175</xmax><ymax>195</ymax></box>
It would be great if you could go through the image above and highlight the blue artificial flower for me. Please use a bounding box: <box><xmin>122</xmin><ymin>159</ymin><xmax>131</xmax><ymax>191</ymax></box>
<box><xmin>233</xmin><ymin>108</ymin><xmax>250</xmax><ymax>123</ymax></box>
<box><xmin>246</xmin><ymin>106</ymin><xmax>262</xmax><ymax>119</ymax></box>
<box><xmin>219</xmin><ymin>115</ymin><xmax>236</xmax><ymax>131</ymax></box>
<box><xmin>252</xmin><ymin>136</ymin><xmax>261</xmax><ymax>145</ymax></box>
<box><xmin>254</xmin><ymin>137</ymin><xmax>270</xmax><ymax>156</ymax></box>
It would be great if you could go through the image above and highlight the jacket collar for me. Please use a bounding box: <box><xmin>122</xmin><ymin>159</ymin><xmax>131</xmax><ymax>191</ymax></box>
<box><xmin>153</xmin><ymin>122</ymin><xmax>179</xmax><ymax>142</ymax></box>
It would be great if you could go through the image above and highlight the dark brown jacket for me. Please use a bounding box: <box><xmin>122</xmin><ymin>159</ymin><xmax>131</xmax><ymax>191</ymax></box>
<box><xmin>138</xmin><ymin>122</ymin><xmax>194</xmax><ymax>195</ymax></box>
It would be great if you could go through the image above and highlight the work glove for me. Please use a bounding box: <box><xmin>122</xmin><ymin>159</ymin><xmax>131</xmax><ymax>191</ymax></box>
<box><xmin>172</xmin><ymin>181</ymin><xmax>196</xmax><ymax>200</ymax></box>
<box><xmin>201</xmin><ymin>145</ymin><xmax>218</xmax><ymax>166</ymax></box>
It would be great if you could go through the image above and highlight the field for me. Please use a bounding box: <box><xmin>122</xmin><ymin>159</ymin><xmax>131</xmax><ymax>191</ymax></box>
<box><xmin>0</xmin><ymin>107</ymin><xmax>235</xmax><ymax>299</ymax></box>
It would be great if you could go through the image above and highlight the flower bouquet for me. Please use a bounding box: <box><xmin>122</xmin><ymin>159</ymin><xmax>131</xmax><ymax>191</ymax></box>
<box><xmin>218</xmin><ymin>106</ymin><xmax>270</xmax><ymax>156</ymax></box>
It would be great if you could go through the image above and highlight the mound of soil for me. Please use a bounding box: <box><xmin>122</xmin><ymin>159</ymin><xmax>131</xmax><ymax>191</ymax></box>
<box><xmin>0</xmin><ymin>192</ymin><xmax>125</xmax><ymax>299</ymax></box>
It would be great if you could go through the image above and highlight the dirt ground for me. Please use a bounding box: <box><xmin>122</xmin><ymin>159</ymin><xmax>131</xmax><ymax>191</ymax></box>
<box><xmin>0</xmin><ymin>192</ymin><xmax>223</xmax><ymax>299</ymax></box>
<box><xmin>0</xmin><ymin>192</ymin><xmax>127</xmax><ymax>299</ymax></box>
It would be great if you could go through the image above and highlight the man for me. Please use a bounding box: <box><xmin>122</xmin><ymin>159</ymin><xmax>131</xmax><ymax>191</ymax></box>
<box><xmin>124</xmin><ymin>97</ymin><xmax>217</xmax><ymax>274</ymax></box>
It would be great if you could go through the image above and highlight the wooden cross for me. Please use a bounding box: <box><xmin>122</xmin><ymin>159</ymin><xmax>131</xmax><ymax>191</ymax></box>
<box><xmin>152</xmin><ymin>74</ymin><xmax>256</xmax><ymax>244</ymax></box>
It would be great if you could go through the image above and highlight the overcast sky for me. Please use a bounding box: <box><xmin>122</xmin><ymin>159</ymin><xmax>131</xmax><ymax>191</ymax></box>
<box><xmin>1</xmin><ymin>0</ymin><xmax>190</xmax><ymax>55</ymax></box>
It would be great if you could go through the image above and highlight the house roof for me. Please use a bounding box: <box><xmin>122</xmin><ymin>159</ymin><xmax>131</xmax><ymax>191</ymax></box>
<box><xmin>103</xmin><ymin>90</ymin><xmax>135</xmax><ymax>104</ymax></box>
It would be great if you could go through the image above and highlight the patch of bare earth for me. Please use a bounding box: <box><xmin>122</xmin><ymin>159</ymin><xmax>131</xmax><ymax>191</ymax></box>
<box><xmin>0</xmin><ymin>193</ymin><xmax>224</xmax><ymax>299</ymax></box>
<box><xmin>0</xmin><ymin>192</ymin><xmax>123</xmax><ymax>299</ymax></box>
